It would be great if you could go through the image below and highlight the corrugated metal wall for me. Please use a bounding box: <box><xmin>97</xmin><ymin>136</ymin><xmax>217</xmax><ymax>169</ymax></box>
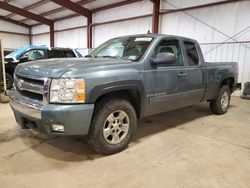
<box><xmin>160</xmin><ymin>0</ymin><xmax>250</xmax><ymax>43</ymax></box>
<box><xmin>0</xmin><ymin>20</ymin><xmax>29</xmax><ymax>49</ymax></box>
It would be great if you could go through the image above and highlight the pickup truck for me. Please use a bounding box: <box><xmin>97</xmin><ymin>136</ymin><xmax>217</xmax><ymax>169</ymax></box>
<box><xmin>9</xmin><ymin>34</ymin><xmax>238</xmax><ymax>155</ymax></box>
<box><xmin>3</xmin><ymin>45</ymin><xmax>82</xmax><ymax>89</ymax></box>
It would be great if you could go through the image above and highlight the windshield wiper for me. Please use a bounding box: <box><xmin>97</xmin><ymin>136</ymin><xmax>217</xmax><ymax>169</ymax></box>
<box><xmin>85</xmin><ymin>54</ymin><xmax>95</xmax><ymax>58</ymax></box>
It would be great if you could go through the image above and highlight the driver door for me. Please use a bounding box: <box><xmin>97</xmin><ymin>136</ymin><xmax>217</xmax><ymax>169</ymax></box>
<box><xmin>145</xmin><ymin>38</ymin><xmax>189</xmax><ymax>116</ymax></box>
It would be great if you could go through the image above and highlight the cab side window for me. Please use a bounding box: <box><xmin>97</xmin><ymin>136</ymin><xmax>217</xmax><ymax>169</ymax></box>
<box><xmin>21</xmin><ymin>50</ymin><xmax>45</xmax><ymax>61</ymax></box>
<box><xmin>48</xmin><ymin>50</ymin><xmax>63</xmax><ymax>58</ymax></box>
<box><xmin>155</xmin><ymin>39</ymin><xmax>183</xmax><ymax>66</ymax></box>
<box><xmin>184</xmin><ymin>41</ymin><xmax>199</xmax><ymax>66</ymax></box>
<box><xmin>64</xmin><ymin>50</ymin><xmax>76</xmax><ymax>57</ymax></box>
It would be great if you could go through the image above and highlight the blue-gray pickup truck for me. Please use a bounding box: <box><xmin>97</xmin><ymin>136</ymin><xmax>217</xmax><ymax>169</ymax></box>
<box><xmin>9</xmin><ymin>34</ymin><xmax>238</xmax><ymax>155</ymax></box>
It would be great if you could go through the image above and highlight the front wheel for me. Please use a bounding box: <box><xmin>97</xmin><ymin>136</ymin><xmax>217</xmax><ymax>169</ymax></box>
<box><xmin>87</xmin><ymin>97</ymin><xmax>137</xmax><ymax>155</ymax></box>
<box><xmin>6</xmin><ymin>73</ymin><xmax>13</xmax><ymax>90</ymax></box>
<box><xmin>0</xmin><ymin>73</ymin><xmax>13</xmax><ymax>90</ymax></box>
<box><xmin>210</xmin><ymin>85</ymin><xmax>231</xmax><ymax>115</ymax></box>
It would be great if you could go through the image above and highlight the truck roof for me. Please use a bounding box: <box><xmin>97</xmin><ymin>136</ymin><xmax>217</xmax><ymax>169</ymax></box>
<box><xmin>113</xmin><ymin>34</ymin><xmax>198</xmax><ymax>43</ymax></box>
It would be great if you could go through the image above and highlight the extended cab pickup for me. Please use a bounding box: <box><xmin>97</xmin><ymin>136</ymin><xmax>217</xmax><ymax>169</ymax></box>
<box><xmin>9</xmin><ymin>34</ymin><xmax>238</xmax><ymax>155</ymax></box>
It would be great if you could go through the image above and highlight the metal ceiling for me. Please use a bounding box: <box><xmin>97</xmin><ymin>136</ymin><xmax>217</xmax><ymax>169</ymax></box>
<box><xmin>0</xmin><ymin>0</ymin><xmax>134</xmax><ymax>27</ymax></box>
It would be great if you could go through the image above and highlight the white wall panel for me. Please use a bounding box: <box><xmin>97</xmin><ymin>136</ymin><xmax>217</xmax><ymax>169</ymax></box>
<box><xmin>55</xmin><ymin>28</ymin><xmax>87</xmax><ymax>48</ymax></box>
<box><xmin>233</xmin><ymin>1</ymin><xmax>250</xmax><ymax>41</ymax></box>
<box><xmin>31</xmin><ymin>17</ymin><xmax>87</xmax><ymax>48</ymax></box>
<box><xmin>160</xmin><ymin>1</ymin><xmax>250</xmax><ymax>44</ymax></box>
<box><xmin>93</xmin><ymin>1</ymin><xmax>152</xmax><ymax>23</ymax></box>
<box><xmin>161</xmin><ymin>0</ymin><xmax>224</xmax><ymax>9</ymax></box>
<box><xmin>159</xmin><ymin>12</ymin><xmax>180</xmax><ymax>36</ymax></box>
<box><xmin>192</xmin><ymin>7</ymin><xmax>215</xmax><ymax>43</ymax></box>
<box><xmin>211</xmin><ymin>3</ymin><xmax>239</xmax><ymax>42</ymax></box>
<box><xmin>0</xmin><ymin>20</ymin><xmax>29</xmax><ymax>34</ymax></box>
<box><xmin>32</xmin><ymin>29</ymin><xmax>87</xmax><ymax>48</ymax></box>
<box><xmin>55</xmin><ymin>17</ymin><xmax>87</xmax><ymax>30</ymax></box>
<box><xmin>32</xmin><ymin>25</ymin><xmax>49</xmax><ymax>35</ymax></box>
<box><xmin>32</xmin><ymin>34</ymin><xmax>50</xmax><ymax>46</ymax></box>
<box><xmin>0</xmin><ymin>20</ymin><xmax>29</xmax><ymax>49</ymax></box>
<box><xmin>0</xmin><ymin>33</ymin><xmax>29</xmax><ymax>49</ymax></box>
<box><xmin>93</xmin><ymin>17</ymin><xmax>152</xmax><ymax>47</ymax></box>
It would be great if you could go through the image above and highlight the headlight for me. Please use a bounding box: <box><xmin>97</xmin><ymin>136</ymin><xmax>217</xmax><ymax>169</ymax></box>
<box><xmin>50</xmin><ymin>78</ymin><xmax>86</xmax><ymax>103</ymax></box>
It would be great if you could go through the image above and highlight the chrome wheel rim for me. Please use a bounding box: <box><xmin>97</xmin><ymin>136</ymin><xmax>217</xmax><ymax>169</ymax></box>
<box><xmin>221</xmin><ymin>91</ymin><xmax>229</xmax><ymax>111</ymax></box>
<box><xmin>103</xmin><ymin>110</ymin><xmax>130</xmax><ymax>145</ymax></box>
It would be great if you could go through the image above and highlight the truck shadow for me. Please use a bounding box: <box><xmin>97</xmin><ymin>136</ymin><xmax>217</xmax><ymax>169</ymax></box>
<box><xmin>20</xmin><ymin>102</ymin><xmax>213</xmax><ymax>162</ymax></box>
<box><xmin>133</xmin><ymin>102</ymin><xmax>211</xmax><ymax>142</ymax></box>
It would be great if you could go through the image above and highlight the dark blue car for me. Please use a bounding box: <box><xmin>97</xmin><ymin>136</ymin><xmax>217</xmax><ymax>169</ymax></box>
<box><xmin>3</xmin><ymin>45</ymin><xmax>82</xmax><ymax>89</ymax></box>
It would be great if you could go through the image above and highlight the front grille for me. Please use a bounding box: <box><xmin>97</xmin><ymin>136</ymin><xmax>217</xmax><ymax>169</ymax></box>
<box><xmin>14</xmin><ymin>74</ymin><xmax>45</xmax><ymax>102</ymax></box>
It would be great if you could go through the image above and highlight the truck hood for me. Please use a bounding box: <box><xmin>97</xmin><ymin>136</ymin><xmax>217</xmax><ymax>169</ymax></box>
<box><xmin>15</xmin><ymin>58</ymin><xmax>132</xmax><ymax>78</ymax></box>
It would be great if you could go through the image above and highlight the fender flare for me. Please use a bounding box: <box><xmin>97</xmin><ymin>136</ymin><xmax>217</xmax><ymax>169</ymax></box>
<box><xmin>87</xmin><ymin>80</ymin><xmax>146</xmax><ymax>118</ymax></box>
<box><xmin>214</xmin><ymin>73</ymin><xmax>235</xmax><ymax>98</ymax></box>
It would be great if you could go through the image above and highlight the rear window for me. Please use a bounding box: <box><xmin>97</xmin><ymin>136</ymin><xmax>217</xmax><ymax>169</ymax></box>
<box><xmin>48</xmin><ymin>50</ymin><xmax>63</xmax><ymax>58</ymax></box>
<box><xmin>184</xmin><ymin>41</ymin><xmax>199</xmax><ymax>66</ymax></box>
<box><xmin>63</xmin><ymin>50</ymin><xmax>76</xmax><ymax>57</ymax></box>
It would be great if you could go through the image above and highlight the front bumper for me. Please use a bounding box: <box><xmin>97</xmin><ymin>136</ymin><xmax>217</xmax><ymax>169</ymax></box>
<box><xmin>9</xmin><ymin>89</ymin><xmax>94</xmax><ymax>135</ymax></box>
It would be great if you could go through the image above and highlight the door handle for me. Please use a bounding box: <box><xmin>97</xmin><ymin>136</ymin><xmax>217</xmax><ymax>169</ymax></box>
<box><xmin>178</xmin><ymin>72</ymin><xmax>188</xmax><ymax>77</ymax></box>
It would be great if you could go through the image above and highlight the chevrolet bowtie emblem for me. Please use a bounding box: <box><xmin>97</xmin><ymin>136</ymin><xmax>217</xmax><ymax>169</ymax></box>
<box><xmin>17</xmin><ymin>79</ymin><xmax>24</xmax><ymax>90</ymax></box>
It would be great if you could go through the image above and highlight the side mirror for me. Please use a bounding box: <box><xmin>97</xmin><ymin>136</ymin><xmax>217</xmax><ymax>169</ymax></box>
<box><xmin>19</xmin><ymin>56</ymin><xmax>28</xmax><ymax>62</ymax></box>
<box><xmin>152</xmin><ymin>52</ymin><xmax>177</xmax><ymax>66</ymax></box>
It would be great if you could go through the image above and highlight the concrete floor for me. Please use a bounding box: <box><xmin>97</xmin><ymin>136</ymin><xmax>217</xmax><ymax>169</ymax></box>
<box><xmin>0</xmin><ymin>97</ymin><xmax>250</xmax><ymax>188</ymax></box>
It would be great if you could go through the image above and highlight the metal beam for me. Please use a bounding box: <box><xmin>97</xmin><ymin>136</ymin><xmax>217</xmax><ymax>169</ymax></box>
<box><xmin>0</xmin><ymin>1</ymin><xmax>52</xmax><ymax>25</ymax></box>
<box><xmin>0</xmin><ymin>30</ymin><xmax>29</xmax><ymax>36</ymax></box>
<box><xmin>19</xmin><ymin>0</ymin><xmax>95</xmax><ymax>23</ymax></box>
<box><xmin>39</xmin><ymin>0</ymin><xmax>143</xmax><ymax>24</ymax></box>
<box><xmin>92</xmin><ymin>0</ymin><xmax>142</xmax><ymax>12</ymax></box>
<box><xmin>50</xmin><ymin>0</ymin><xmax>92</xmax><ymax>18</ymax></box>
<box><xmin>5</xmin><ymin>0</ymin><xmax>50</xmax><ymax>19</ymax></box>
<box><xmin>152</xmin><ymin>0</ymin><xmax>160</xmax><ymax>34</ymax></box>
<box><xmin>0</xmin><ymin>15</ymin><xmax>29</xmax><ymax>28</ymax></box>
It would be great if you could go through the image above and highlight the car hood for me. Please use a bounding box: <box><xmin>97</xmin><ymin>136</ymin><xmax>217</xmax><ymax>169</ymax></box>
<box><xmin>15</xmin><ymin>58</ymin><xmax>132</xmax><ymax>78</ymax></box>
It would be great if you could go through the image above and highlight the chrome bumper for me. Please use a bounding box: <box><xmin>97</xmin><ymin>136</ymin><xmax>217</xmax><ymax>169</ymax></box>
<box><xmin>9</xmin><ymin>89</ymin><xmax>43</xmax><ymax>119</ymax></box>
<box><xmin>9</xmin><ymin>88</ymin><xmax>95</xmax><ymax>135</ymax></box>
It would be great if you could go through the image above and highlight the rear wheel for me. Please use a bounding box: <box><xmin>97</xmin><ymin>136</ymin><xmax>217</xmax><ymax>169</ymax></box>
<box><xmin>87</xmin><ymin>97</ymin><xmax>137</xmax><ymax>155</ymax></box>
<box><xmin>210</xmin><ymin>85</ymin><xmax>231</xmax><ymax>115</ymax></box>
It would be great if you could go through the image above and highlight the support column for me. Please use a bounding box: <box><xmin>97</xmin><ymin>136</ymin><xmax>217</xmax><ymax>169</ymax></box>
<box><xmin>29</xmin><ymin>27</ymin><xmax>32</xmax><ymax>45</ymax></box>
<box><xmin>152</xmin><ymin>0</ymin><xmax>160</xmax><ymax>34</ymax></box>
<box><xmin>87</xmin><ymin>15</ymin><xmax>93</xmax><ymax>49</ymax></box>
<box><xmin>50</xmin><ymin>22</ymin><xmax>54</xmax><ymax>47</ymax></box>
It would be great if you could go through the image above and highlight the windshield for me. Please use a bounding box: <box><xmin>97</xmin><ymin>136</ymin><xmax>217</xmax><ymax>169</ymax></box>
<box><xmin>5</xmin><ymin>48</ymin><xmax>26</xmax><ymax>59</ymax></box>
<box><xmin>90</xmin><ymin>36</ymin><xmax>153</xmax><ymax>62</ymax></box>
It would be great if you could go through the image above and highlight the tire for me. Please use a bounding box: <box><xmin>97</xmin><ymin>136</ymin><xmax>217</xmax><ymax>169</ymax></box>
<box><xmin>5</xmin><ymin>73</ymin><xmax>13</xmax><ymax>90</ymax></box>
<box><xmin>87</xmin><ymin>97</ymin><xmax>137</xmax><ymax>155</ymax></box>
<box><xmin>210</xmin><ymin>85</ymin><xmax>231</xmax><ymax>115</ymax></box>
<box><xmin>0</xmin><ymin>73</ymin><xmax>13</xmax><ymax>90</ymax></box>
